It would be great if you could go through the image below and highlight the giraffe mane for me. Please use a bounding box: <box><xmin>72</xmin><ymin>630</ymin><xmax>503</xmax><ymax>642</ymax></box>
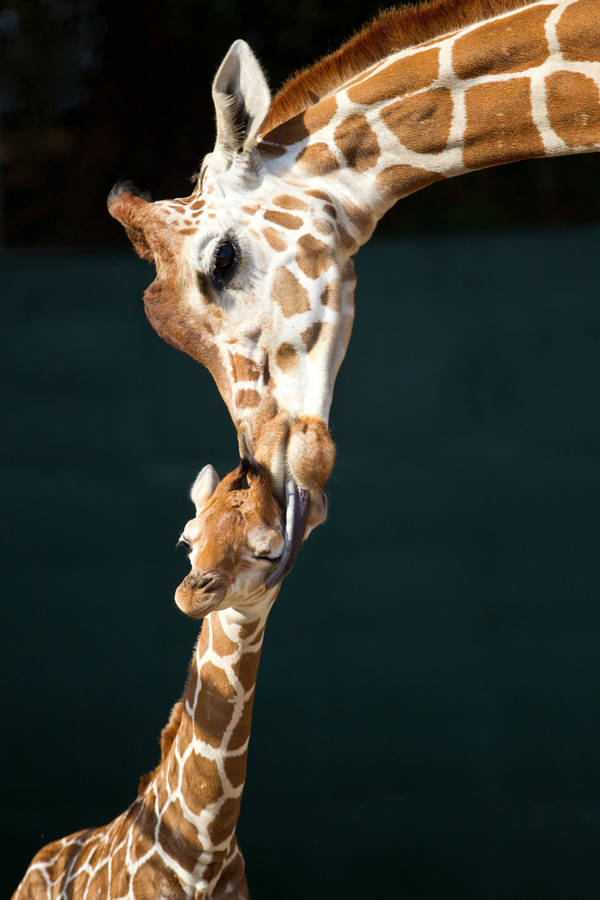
<box><xmin>137</xmin><ymin>699</ymin><xmax>184</xmax><ymax>795</ymax></box>
<box><xmin>259</xmin><ymin>0</ymin><xmax>535</xmax><ymax>134</ymax></box>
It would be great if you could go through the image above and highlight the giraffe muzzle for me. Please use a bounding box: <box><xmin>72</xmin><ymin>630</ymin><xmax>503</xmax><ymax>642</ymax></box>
<box><xmin>175</xmin><ymin>572</ymin><xmax>227</xmax><ymax>618</ymax></box>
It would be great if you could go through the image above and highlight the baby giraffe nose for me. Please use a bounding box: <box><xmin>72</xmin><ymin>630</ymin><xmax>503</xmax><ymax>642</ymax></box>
<box><xmin>189</xmin><ymin>573</ymin><xmax>221</xmax><ymax>592</ymax></box>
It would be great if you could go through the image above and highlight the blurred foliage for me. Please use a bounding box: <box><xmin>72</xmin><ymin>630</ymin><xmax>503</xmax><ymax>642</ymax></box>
<box><xmin>2</xmin><ymin>0</ymin><xmax>600</xmax><ymax>246</ymax></box>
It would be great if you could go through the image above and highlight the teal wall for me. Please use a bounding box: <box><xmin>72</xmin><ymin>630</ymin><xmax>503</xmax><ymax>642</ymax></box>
<box><xmin>3</xmin><ymin>229</ymin><xmax>600</xmax><ymax>898</ymax></box>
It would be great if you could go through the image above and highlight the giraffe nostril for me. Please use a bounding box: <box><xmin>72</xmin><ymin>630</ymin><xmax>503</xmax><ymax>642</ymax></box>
<box><xmin>190</xmin><ymin>573</ymin><xmax>221</xmax><ymax>592</ymax></box>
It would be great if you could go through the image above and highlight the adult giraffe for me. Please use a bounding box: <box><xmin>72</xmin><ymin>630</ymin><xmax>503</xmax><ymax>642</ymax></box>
<box><xmin>13</xmin><ymin>460</ymin><xmax>285</xmax><ymax>899</ymax></box>
<box><xmin>109</xmin><ymin>0</ymin><xmax>600</xmax><ymax>580</ymax></box>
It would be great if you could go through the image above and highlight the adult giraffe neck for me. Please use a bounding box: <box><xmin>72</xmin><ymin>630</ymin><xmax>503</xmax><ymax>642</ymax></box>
<box><xmin>259</xmin><ymin>0</ymin><xmax>598</xmax><ymax>244</ymax></box>
<box><xmin>108</xmin><ymin>0</ymin><xmax>600</xmax><ymax>515</ymax></box>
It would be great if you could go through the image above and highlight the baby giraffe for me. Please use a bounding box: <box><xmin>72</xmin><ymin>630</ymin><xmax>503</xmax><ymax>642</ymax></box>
<box><xmin>13</xmin><ymin>460</ymin><xmax>284</xmax><ymax>899</ymax></box>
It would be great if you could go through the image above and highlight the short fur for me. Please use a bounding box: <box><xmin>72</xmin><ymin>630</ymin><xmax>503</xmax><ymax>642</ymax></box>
<box><xmin>260</xmin><ymin>0</ymin><xmax>535</xmax><ymax>135</ymax></box>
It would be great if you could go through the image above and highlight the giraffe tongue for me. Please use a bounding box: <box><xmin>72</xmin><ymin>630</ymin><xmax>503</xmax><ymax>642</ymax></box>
<box><xmin>265</xmin><ymin>478</ymin><xmax>310</xmax><ymax>589</ymax></box>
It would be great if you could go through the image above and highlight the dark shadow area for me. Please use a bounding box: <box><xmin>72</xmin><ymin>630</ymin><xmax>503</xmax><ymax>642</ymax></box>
<box><xmin>3</xmin><ymin>228</ymin><xmax>600</xmax><ymax>897</ymax></box>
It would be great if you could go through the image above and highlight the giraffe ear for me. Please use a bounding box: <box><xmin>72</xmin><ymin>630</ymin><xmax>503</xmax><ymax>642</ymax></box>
<box><xmin>191</xmin><ymin>465</ymin><xmax>220</xmax><ymax>514</ymax></box>
<box><xmin>212</xmin><ymin>39</ymin><xmax>271</xmax><ymax>156</ymax></box>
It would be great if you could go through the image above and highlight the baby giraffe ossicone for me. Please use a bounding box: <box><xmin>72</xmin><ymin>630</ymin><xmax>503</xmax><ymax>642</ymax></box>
<box><xmin>13</xmin><ymin>460</ymin><xmax>284</xmax><ymax>900</ymax></box>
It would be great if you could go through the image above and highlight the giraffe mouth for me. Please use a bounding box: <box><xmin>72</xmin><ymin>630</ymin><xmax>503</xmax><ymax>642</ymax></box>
<box><xmin>265</xmin><ymin>477</ymin><xmax>310</xmax><ymax>589</ymax></box>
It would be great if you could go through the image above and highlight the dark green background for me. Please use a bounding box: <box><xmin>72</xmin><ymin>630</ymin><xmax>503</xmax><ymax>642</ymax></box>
<box><xmin>4</xmin><ymin>224</ymin><xmax>600</xmax><ymax>898</ymax></box>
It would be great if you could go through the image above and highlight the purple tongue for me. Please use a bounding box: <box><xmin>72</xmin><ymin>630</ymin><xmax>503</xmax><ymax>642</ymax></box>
<box><xmin>265</xmin><ymin>477</ymin><xmax>310</xmax><ymax>589</ymax></box>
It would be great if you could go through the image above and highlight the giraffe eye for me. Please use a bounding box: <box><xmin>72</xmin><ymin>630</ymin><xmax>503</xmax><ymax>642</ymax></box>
<box><xmin>211</xmin><ymin>239</ymin><xmax>238</xmax><ymax>289</ymax></box>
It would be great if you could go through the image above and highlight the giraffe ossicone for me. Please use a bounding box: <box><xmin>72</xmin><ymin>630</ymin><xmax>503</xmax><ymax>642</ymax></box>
<box><xmin>109</xmin><ymin>0</ymin><xmax>600</xmax><ymax>559</ymax></box>
<box><xmin>13</xmin><ymin>461</ymin><xmax>284</xmax><ymax>900</ymax></box>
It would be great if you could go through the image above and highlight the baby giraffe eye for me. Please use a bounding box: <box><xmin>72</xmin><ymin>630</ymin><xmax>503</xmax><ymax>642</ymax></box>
<box><xmin>211</xmin><ymin>238</ymin><xmax>238</xmax><ymax>289</ymax></box>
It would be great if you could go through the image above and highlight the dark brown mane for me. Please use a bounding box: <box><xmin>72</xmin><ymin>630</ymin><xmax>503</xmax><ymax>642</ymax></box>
<box><xmin>260</xmin><ymin>0</ymin><xmax>536</xmax><ymax>134</ymax></box>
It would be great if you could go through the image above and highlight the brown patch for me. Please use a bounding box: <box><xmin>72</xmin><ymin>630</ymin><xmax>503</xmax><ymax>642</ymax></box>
<box><xmin>208</xmin><ymin>797</ymin><xmax>241</xmax><ymax>846</ymax></box>
<box><xmin>557</xmin><ymin>0</ymin><xmax>600</xmax><ymax>63</ymax></box>
<box><xmin>110</xmin><ymin>842</ymin><xmax>129</xmax><ymax>886</ymax></box>
<box><xmin>257</xmin><ymin>141</ymin><xmax>287</xmax><ymax>158</ymax></box>
<box><xmin>274</xmin><ymin>194</ymin><xmax>309</xmax><ymax>211</ymax></box>
<box><xmin>275</xmin><ymin>343</ymin><xmax>299</xmax><ymax>371</ymax></box>
<box><xmin>334</xmin><ymin>114</ymin><xmax>381</xmax><ymax>172</ymax></box>
<box><xmin>182</xmin><ymin>751</ymin><xmax>223</xmax><ymax>813</ymax></box>
<box><xmin>463</xmin><ymin>77</ymin><xmax>544</xmax><ymax>169</ymax></box>
<box><xmin>546</xmin><ymin>71</ymin><xmax>600</xmax><ymax>148</ymax></box>
<box><xmin>194</xmin><ymin>660</ymin><xmax>235</xmax><ymax>749</ymax></box>
<box><xmin>224</xmin><ymin>752</ymin><xmax>247</xmax><ymax>790</ymax></box>
<box><xmin>74</xmin><ymin>832</ymin><xmax>100</xmax><ymax>870</ymax></box>
<box><xmin>242</xmin><ymin>204</ymin><xmax>259</xmax><ymax>215</ymax></box>
<box><xmin>157</xmin><ymin>800</ymin><xmax>202</xmax><ymax>871</ymax></box>
<box><xmin>264</xmin><ymin>95</ymin><xmax>337</xmax><ymax>146</ymax></box>
<box><xmin>381</xmin><ymin>88</ymin><xmax>452</xmax><ymax>154</ymax></box>
<box><xmin>296</xmin><ymin>143</ymin><xmax>340</xmax><ymax>175</ymax></box>
<box><xmin>263</xmin><ymin>227</ymin><xmax>287</xmax><ymax>251</ymax></box>
<box><xmin>259</xmin><ymin>0</ymin><xmax>534</xmax><ymax>135</ymax></box>
<box><xmin>190</xmin><ymin>200</ymin><xmax>204</xmax><ymax>211</ymax></box>
<box><xmin>86</xmin><ymin>861</ymin><xmax>110</xmax><ymax>896</ymax></box>
<box><xmin>228</xmin><ymin>706</ymin><xmax>252</xmax><ymax>751</ymax></box>
<box><xmin>229</xmin><ymin>353</ymin><xmax>261</xmax><ymax>382</ymax></box>
<box><xmin>132</xmin><ymin>860</ymin><xmax>183</xmax><ymax>898</ymax></box>
<box><xmin>376</xmin><ymin>164</ymin><xmax>443</xmax><ymax>203</ymax></box>
<box><xmin>347</xmin><ymin>47</ymin><xmax>439</xmax><ymax>105</ymax></box>
<box><xmin>17</xmin><ymin>869</ymin><xmax>49</xmax><ymax>896</ymax></box>
<box><xmin>453</xmin><ymin>5</ymin><xmax>555</xmax><ymax>79</ymax></box>
<box><xmin>177</xmin><ymin>227</ymin><xmax>198</xmax><ymax>235</ymax></box>
<box><xmin>236</xmin><ymin>389</ymin><xmax>261</xmax><ymax>408</ymax></box>
<box><xmin>271</xmin><ymin>267</ymin><xmax>310</xmax><ymax>317</ymax></box>
<box><xmin>305</xmin><ymin>189</ymin><xmax>333</xmax><ymax>203</ymax></box>
<box><xmin>170</xmin><ymin>203</ymin><xmax>186</xmax><ymax>213</ymax></box>
<box><xmin>232</xmin><ymin>631</ymin><xmax>264</xmax><ymax>691</ymax></box>
<box><xmin>301</xmin><ymin>322</ymin><xmax>323</xmax><ymax>352</ymax></box>
<box><xmin>264</xmin><ymin>209</ymin><xmax>304</xmax><ymax>230</ymax></box>
<box><xmin>321</xmin><ymin>281</ymin><xmax>342</xmax><ymax>310</ymax></box>
<box><xmin>296</xmin><ymin>234</ymin><xmax>334</xmax><ymax>279</ymax></box>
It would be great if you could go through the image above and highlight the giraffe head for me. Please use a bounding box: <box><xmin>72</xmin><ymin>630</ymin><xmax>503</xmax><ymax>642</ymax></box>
<box><xmin>108</xmin><ymin>41</ymin><xmax>360</xmax><ymax>559</ymax></box>
<box><xmin>175</xmin><ymin>459</ymin><xmax>293</xmax><ymax>618</ymax></box>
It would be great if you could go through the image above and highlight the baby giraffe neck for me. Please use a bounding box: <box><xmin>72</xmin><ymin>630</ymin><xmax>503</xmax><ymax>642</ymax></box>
<box><xmin>147</xmin><ymin>590</ymin><xmax>277</xmax><ymax>895</ymax></box>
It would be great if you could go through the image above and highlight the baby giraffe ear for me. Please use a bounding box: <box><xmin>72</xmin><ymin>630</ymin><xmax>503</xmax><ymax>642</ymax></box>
<box><xmin>212</xmin><ymin>39</ymin><xmax>271</xmax><ymax>156</ymax></box>
<box><xmin>191</xmin><ymin>464</ymin><xmax>220</xmax><ymax>515</ymax></box>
